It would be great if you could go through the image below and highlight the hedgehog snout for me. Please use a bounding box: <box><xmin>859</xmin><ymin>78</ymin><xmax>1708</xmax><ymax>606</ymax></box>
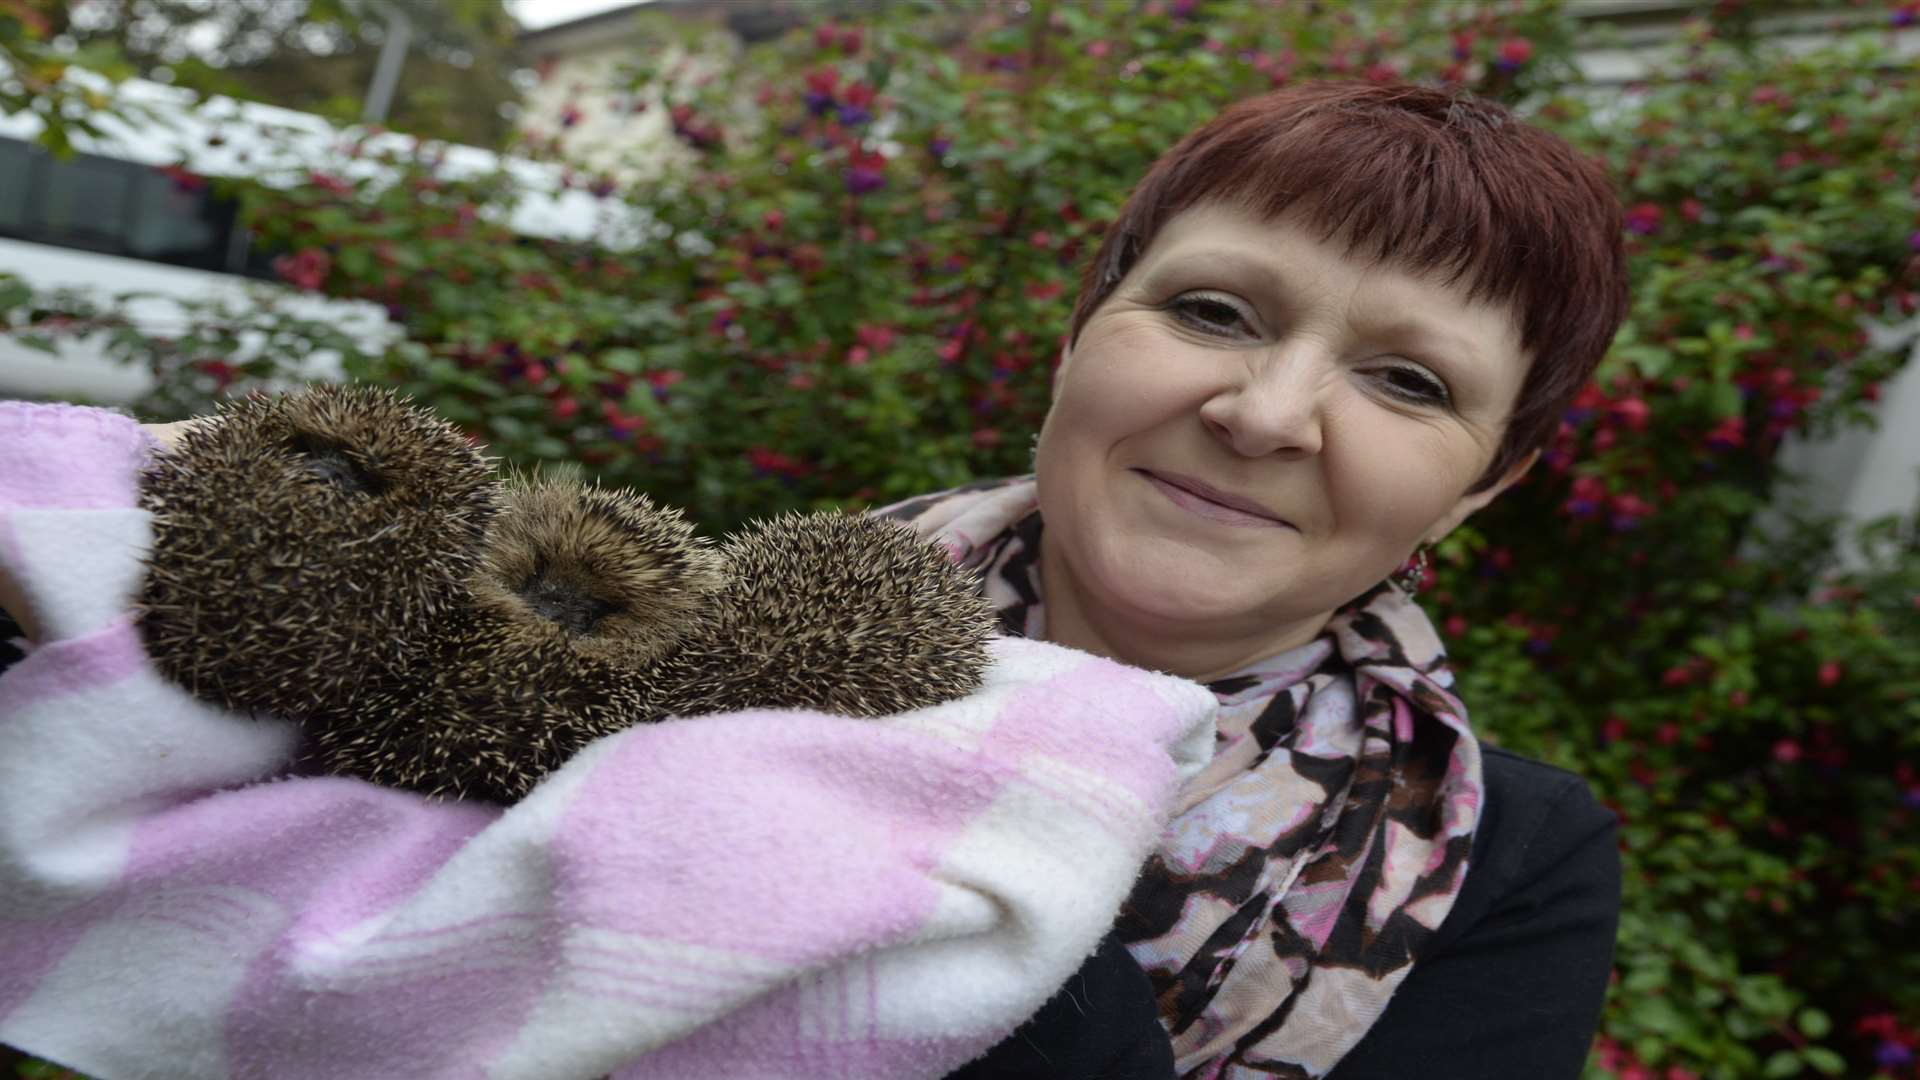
<box><xmin>288</xmin><ymin>434</ymin><xmax>388</xmax><ymax>497</ymax></box>
<box><xmin>518</xmin><ymin>574</ymin><xmax>622</xmax><ymax>635</ymax></box>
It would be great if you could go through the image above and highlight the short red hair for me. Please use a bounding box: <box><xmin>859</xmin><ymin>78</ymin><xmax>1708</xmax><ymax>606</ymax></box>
<box><xmin>1069</xmin><ymin>82</ymin><xmax>1628</xmax><ymax>492</ymax></box>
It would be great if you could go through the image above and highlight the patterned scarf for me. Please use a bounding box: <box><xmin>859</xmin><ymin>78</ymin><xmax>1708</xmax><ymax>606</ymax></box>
<box><xmin>880</xmin><ymin>477</ymin><xmax>1484</xmax><ymax>1079</ymax></box>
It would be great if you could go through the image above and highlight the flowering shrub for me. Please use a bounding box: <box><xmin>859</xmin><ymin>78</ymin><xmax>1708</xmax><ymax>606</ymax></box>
<box><xmin>231</xmin><ymin>0</ymin><xmax>1584</xmax><ymax>527</ymax></box>
<box><xmin>1430</xmin><ymin>22</ymin><xmax>1920</xmax><ymax>1078</ymax></box>
<box><xmin>5</xmin><ymin>1</ymin><xmax>1920</xmax><ymax>1077</ymax></box>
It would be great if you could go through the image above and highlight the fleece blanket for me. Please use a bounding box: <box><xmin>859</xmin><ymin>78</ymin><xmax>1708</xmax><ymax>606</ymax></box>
<box><xmin>0</xmin><ymin>401</ymin><xmax>1217</xmax><ymax>1080</ymax></box>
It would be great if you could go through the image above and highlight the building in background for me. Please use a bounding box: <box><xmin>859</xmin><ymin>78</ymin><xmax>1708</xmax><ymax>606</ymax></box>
<box><xmin>514</xmin><ymin>0</ymin><xmax>805</xmax><ymax>179</ymax></box>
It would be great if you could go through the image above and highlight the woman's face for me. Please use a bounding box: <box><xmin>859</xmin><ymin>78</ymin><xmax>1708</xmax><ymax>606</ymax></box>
<box><xmin>1033</xmin><ymin>201</ymin><xmax>1536</xmax><ymax>666</ymax></box>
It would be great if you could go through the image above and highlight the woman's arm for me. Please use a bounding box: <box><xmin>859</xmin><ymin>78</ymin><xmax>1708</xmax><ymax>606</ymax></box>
<box><xmin>1324</xmin><ymin>756</ymin><xmax>1621</xmax><ymax>1080</ymax></box>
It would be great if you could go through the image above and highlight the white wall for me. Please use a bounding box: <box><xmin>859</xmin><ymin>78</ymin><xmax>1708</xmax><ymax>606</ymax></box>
<box><xmin>1774</xmin><ymin>317</ymin><xmax>1920</xmax><ymax>554</ymax></box>
<box><xmin>0</xmin><ymin>238</ymin><xmax>391</xmax><ymax>406</ymax></box>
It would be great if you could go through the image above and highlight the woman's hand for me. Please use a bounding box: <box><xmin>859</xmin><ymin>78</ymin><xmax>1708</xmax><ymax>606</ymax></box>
<box><xmin>142</xmin><ymin>419</ymin><xmax>208</xmax><ymax>451</ymax></box>
<box><xmin>0</xmin><ymin>567</ymin><xmax>36</xmax><ymax>642</ymax></box>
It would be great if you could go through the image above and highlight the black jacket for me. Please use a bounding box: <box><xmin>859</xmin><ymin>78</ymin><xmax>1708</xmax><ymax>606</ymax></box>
<box><xmin>953</xmin><ymin>744</ymin><xmax>1622</xmax><ymax>1080</ymax></box>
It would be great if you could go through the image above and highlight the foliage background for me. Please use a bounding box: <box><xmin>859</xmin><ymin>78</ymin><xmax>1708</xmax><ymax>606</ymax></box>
<box><xmin>6</xmin><ymin>0</ymin><xmax>1920</xmax><ymax>1077</ymax></box>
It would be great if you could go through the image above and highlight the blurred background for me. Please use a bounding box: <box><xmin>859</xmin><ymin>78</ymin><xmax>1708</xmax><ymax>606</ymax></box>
<box><xmin>2</xmin><ymin>1</ymin><xmax>1918</xmax><ymax>1077</ymax></box>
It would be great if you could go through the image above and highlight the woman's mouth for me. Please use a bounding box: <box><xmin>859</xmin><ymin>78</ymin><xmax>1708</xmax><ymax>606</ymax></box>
<box><xmin>1137</xmin><ymin>470</ymin><xmax>1292</xmax><ymax>529</ymax></box>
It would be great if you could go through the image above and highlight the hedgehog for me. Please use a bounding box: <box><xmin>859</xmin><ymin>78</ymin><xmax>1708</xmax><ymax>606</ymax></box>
<box><xmin>138</xmin><ymin>386</ymin><xmax>498</xmax><ymax>719</ymax></box>
<box><xmin>650</xmin><ymin>511</ymin><xmax>996</xmax><ymax>720</ymax></box>
<box><xmin>470</xmin><ymin>475</ymin><xmax>726</xmax><ymax>668</ymax></box>
<box><xmin>139</xmin><ymin>385</ymin><xmax>998</xmax><ymax>805</ymax></box>
<box><xmin>301</xmin><ymin>604</ymin><xmax>662</xmax><ymax>803</ymax></box>
<box><xmin>301</xmin><ymin>475</ymin><xmax>728</xmax><ymax>802</ymax></box>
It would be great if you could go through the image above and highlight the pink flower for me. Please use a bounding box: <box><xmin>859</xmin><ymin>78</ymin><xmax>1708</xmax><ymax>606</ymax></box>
<box><xmin>805</xmin><ymin>67</ymin><xmax>840</xmax><ymax>97</ymax></box>
<box><xmin>1566</xmin><ymin>382</ymin><xmax>1608</xmax><ymax>424</ymax></box>
<box><xmin>1624</xmin><ymin>202</ymin><xmax>1663</xmax><ymax>236</ymax></box>
<box><xmin>845</xmin><ymin>149</ymin><xmax>887</xmax><ymax>195</ymax></box>
<box><xmin>1609</xmin><ymin>396</ymin><xmax>1651</xmax><ymax>431</ymax></box>
<box><xmin>307</xmin><ymin>172</ymin><xmax>353</xmax><ymax>197</ymax></box>
<box><xmin>1817</xmin><ymin>661</ymin><xmax>1843</xmax><ymax>687</ymax></box>
<box><xmin>1608</xmin><ymin>493</ymin><xmax>1654</xmax><ymax>531</ymax></box>
<box><xmin>746</xmin><ymin>447</ymin><xmax>809</xmax><ymax>478</ymax></box>
<box><xmin>1496</xmin><ymin>38</ymin><xmax>1533</xmax><ymax>70</ymax></box>
<box><xmin>803</xmin><ymin>68</ymin><xmax>839</xmax><ymax>116</ymax></box>
<box><xmin>1564</xmin><ymin>474</ymin><xmax>1607</xmax><ymax>518</ymax></box>
<box><xmin>845</xmin><ymin>164</ymin><xmax>885</xmax><ymax>195</ymax></box>
<box><xmin>855</xmin><ymin>323</ymin><xmax>896</xmax><ymax>352</ymax></box>
<box><xmin>1772</xmin><ymin>738</ymin><xmax>1803</xmax><ymax>764</ymax></box>
<box><xmin>271</xmin><ymin>248</ymin><xmax>332</xmax><ymax>291</ymax></box>
<box><xmin>1704</xmin><ymin>416</ymin><xmax>1745</xmax><ymax>452</ymax></box>
<box><xmin>157</xmin><ymin>164</ymin><xmax>206</xmax><ymax>193</ymax></box>
<box><xmin>195</xmin><ymin>359</ymin><xmax>235</xmax><ymax>390</ymax></box>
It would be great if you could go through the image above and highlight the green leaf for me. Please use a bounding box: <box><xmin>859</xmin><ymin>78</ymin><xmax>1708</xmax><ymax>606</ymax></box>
<box><xmin>1796</xmin><ymin>1008</ymin><xmax>1831</xmax><ymax>1040</ymax></box>
<box><xmin>1709</xmin><ymin>381</ymin><xmax>1743</xmax><ymax>418</ymax></box>
<box><xmin>16</xmin><ymin>332</ymin><xmax>58</xmax><ymax>355</ymax></box>
<box><xmin>1801</xmin><ymin>1047</ymin><xmax>1845</xmax><ymax>1076</ymax></box>
<box><xmin>0</xmin><ymin>276</ymin><xmax>33</xmax><ymax>311</ymax></box>
<box><xmin>1762</xmin><ymin>1050</ymin><xmax>1805</xmax><ymax>1078</ymax></box>
<box><xmin>601</xmin><ymin>348</ymin><xmax>646</xmax><ymax>374</ymax></box>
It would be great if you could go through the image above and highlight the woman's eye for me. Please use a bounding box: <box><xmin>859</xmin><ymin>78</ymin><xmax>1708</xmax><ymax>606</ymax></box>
<box><xmin>1167</xmin><ymin>293</ymin><xmax>1252</xmax><ymax>336</ymax></box>
<box><xmin>1376</xmin><ymin>366</ymin><xmax>1451</xmax><ymax>406</ymax></box>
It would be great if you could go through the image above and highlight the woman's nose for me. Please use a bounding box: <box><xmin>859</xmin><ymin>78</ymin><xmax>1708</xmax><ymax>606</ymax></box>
<box><xmin>1197</xmin><ymin>346</ymin><xmax>1328</xmax><ymax>459</ymax></box>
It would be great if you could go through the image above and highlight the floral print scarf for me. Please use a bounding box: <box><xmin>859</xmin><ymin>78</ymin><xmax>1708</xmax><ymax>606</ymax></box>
<box><xmin>880</xmin><ymin>477</ymin><xmax>1484</xmax><ymax>1079</ymax></box>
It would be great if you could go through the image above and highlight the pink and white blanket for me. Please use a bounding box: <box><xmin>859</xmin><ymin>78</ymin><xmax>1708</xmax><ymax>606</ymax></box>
<box><xmin>0</xmin><ymin>402</ymin><xmax>1217</xmax><ymax>1080</ymax></box>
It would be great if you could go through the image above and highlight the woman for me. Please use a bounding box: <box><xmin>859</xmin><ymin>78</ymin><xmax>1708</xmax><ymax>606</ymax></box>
<box><xmin>0</xmin><ymin>82</ymin><xmax>1624</xmax><ymax>1079</ymax></box>
<box><xmin>914</xmin><ymin>81</ymin><xmax>1628</xmax><ymax>1078</ymax></box>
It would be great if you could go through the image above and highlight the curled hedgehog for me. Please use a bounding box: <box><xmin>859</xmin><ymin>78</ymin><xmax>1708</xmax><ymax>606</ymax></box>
<box><xmin>137</xmin><ymin>386</ymin><xmax>997</xmax><ymax>804</ymax></box>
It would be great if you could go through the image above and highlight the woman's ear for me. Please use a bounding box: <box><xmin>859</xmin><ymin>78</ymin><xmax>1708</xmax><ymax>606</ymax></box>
<box><xmin>1424</xmin><ymin>449</ymin><xmax>1540</xmax><ymax>547</ymax></box>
